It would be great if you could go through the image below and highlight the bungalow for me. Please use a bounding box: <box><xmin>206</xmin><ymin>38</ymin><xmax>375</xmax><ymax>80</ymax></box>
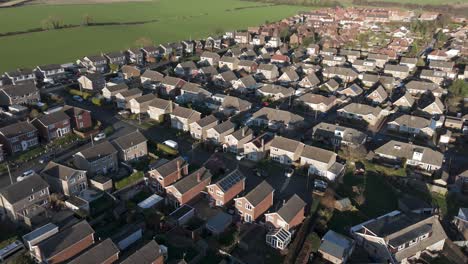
<box><xmin>393</xmin><ymin>92</ymin><xmax>415</xmax><ymax>110</ymax></box>
<box><xmin>0</xmin><ymin>82</ymin><xmax>40</xmax><ymax>106</ymax></box>
<box><xmin>147</xmin><ymin>98</ymin><xmax>173</xmax><ymax>122</ymax></box>
<box><xmin>387</xmin><ymin>115</ymin><xmax>435</xmax><ymax>138</ymax></box>
<box><xmin>300</xmin><ymin>145</ymin><xmax>344</xmax><ymax>181</ymax></box>
<box><xmin>366</xmin><ymin>85</ymin><xmax>389</xmax><ymax>104</ymax></box>
<box><xmin>269</xmin><ymin>136</ymin><xmax>304</xmax><ymax>165</ymax></box>
<box><xmin>148</xmin><ymin>156</ymin><xmax>188</xmax><ymax>193</ymax></box>
<box><xmin>200</xmin><ymin>51</ymin><xmax>221</xmax><ymax>66</ymax></box>
<box><xmin>321</xmin><ymin>78</ymin><xmax>340</xmax><ymax>92</ymax></box>
<box><xmin>256</xmin><ymin>64</ymin><xmax>279</xmax><ymax>80</ymax></box>
<box><xmin>170</xmin><ymin>106</ymin><xmax>201</xmax><ymax>131</ymax></box>
<box><xmin>73</xmin><ymin>141</ymin><xmax>119</xmax><ymax>176</ymax></box>
<box><xmin>429</xmin><ymin>60</ymin><xmax>454</xmax><ymax>73</ymax></box>
<box><xmin>206</xmin><ymin>120</ymin><xmax>236</xmax><ymax>145</ymax></box>
<box><xmin>265</xmin><ymin>194</ymin><xmax>305</xmax><ymax>231</ymax></box>
<box><xmin>375</xmin><ymin>140</ymin><xmax>443</xmax><ymax>172</ymax></box>
<box><xmin>0</xmin><ymin>121</ymin><xmax>39</xmax><ymax>155</ymax></box>
<box><xmin>102</xmin><ymin>83</ymin><xmax>128</xmax><ymax>100</ymax></box>
<box><xmin>234</xmin><ymin>180</ymin><xmax>274</xmax><ymax>222</ymax></box>
<box><xmin>427</xmin><ymin>50</ymin><xmax>449</xmax><ymax>61</ymax></box>
<box><xmin>129</xmin><ymin>93</ymin><xmax>157</xmax><ymax>114</ymax></box>
<box><xmin>32</xmin><ymin>111</ymin><xmax>71</xmax><ymax>142</ymax></box>
<box><xmin>296</xmin><ymin>94</ymin><xmax>338</xmax><ymax>113</ymax></box>
<box><xmin>219</xmin><ymin>56</ymin><xmax>239</xmax><ymax>71</ymax></box>
<box><xmin>298</xmin><ymin>73</ymin><xmax>320</xmax><ymax>88</ymax></box>
<box><xmin>41</xmin><ymin>161</ymin><xmax>87</xmax><ymax>197</ymax></box>
<box><xmin>112</xmin><ymin>130</ymin><xmax>148</xmax><ymax>162</ymax></box>
<box><xmin>257</xmin><ymin>84</ymin><xmax>294</xmax><ymax>101</ymax></box>
<box><xmin>312</xmin><ymin>122</ymin><xmax>367</xmax><ymax>148</ymax></box>
<box><xmin>115</xmin><ymin>88</ymin><xmax>142</xmax><ymax>109</ymax></box>
<box><xmin>77</xmin><ymin>73</ymin><xmax>106</xmax><ymax>92</ymax></box>
<box><xmin>189</xmin><ymin>115</ymin><xmax>219</xmax><ymax>140</ymax></box>
<box><xmin>207</xmin><ymin>169</ymin><xmax>246</xmax><ymax>207</ymax></box>
<box><xmin>249</xmin><ymin>107</ymin><xmax>304</xmax><ymax>131</ymax></box>
<box><xmin>165</xmin><ymin>167</ymin><xmax>212</xmax><ymax>207</ymax></box>
<box><xmin>384</xmin><ymin>64</ymin><xmax>410</xmax><ymax>79</ymax></box>
<box><xmin>322</xmin><ymin>66</ymin><xmax>359</xmax><ymax>82</ymax></box>
<box><xmin>337</xmin><ymin>83</ymin><xmax>363</xmax><ymax>98</ymax></box>
<box><xmin>337</xmin><ymin>103</ymin><xmax>387</xmax><ymax>126</ymax></box>
<box><xmin>361</xmin><ymin>73</ymin><xmax>395</xmax><ymax>89</ymax></box>
<box><xmin>160</xmin><ymin>76</ymin><xmax>185</xmax><ymax>97</ymax></box>
<box><xmin>224</xmin><ymin>127</ymin><xmax>254</xmax><ymax>153</ymax></box>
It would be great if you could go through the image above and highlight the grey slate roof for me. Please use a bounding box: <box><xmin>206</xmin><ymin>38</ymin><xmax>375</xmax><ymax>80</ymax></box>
<box><xmin>244</xmin><ymin>180</ymin><xmax>273</xmax><ymax>206</ymax></box>
<box><xmin>41</xmin><ymin>161</ymin><xmax>84</xmax><ymax>181</ymax></box>
<box><xmin>78</xmin><ymin>141</ymin><xmax>117</xmax><ymax>162</ymax></box>
<box><xmin>152</xmin><ymin>156</ymin><xmax>186</xmax><ymax>178</ymax></box>
<box><xmin>0</xmin><ymin>174</ymin><xmax>48</xmax><ymax>204</ymax></box>
<box><xmin>375</xmin><ymin>140</ymin><xmax>443</xmax><ymax>167</ymax></box>
<box><xmin>270</xmin><ymin>136</ymin><xmax>304</xmax><ymax>154</ymax></box>
<box><xmin>171</xmin><ymin>167</ymin><xmax>211</xmax><ymax>194</ymax></box>
<box><xmin>120</xmin><ymin>240</ymin><xmax>162</xmax><ymax>264</ymax></box>
<box><xmin>0</xmin><ymin>121</ymin><xmax>37</xmax><ymax>138</ymax></box>
<box><xmin>300</xmin><ymin>145</ymin><xmax>336</xmax><ymax>164</ymax></box>
<box><xmin>0</xmin><ymin>82</ymin><xmax>38</xmax><ymax>97</ymax></box>
<box><xmin>319</xmin><ymin>230</ymin><xmax>354</xmax><ymax>260</ymax></box>
<box><xmin>212</xmin><ymin>120</ymin><xmax>235</xmax><ymax>134</ymax></box>
<box><xmin>276</xmin><ymin>194</ymin><xmax>305</xmax><ymax>223</ymax></box>
<box><xmin>36</xmin><ymin>111</ymin><xmax>70</xmax><ymax>126</ymax></box>
<box><xmin>68</xmin><ymin>238</ymin><xmax>119</xmax><ymax>264</ymax></box>
<box><xmin>195</xmin><ymin>115</ymin><xmax>218</xmax><ymax>127</ymax></box>
<box><xmin>113</xmin><ymin>130</ymin><xmax>147</xmax><ymax>150</ymax></box>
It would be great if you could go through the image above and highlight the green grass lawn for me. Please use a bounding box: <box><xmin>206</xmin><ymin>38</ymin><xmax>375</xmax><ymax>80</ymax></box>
<box><xmin>0</xmin><ymin>0</ymin><xmax>308</xmax><ymax>72</ymax></box>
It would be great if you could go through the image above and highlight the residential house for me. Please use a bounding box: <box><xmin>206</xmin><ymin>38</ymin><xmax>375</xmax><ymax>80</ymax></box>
<box><xmin>406</xmin><ymin>80</ymin><xmax>445</xmax><ymax>97</ymax></box>
<box><xmin>322</xmin><ymin>66</ymin><xmax>359</xmax><ymax>82</ymax></box>
<box><xmin>366</xmin><ymin>85</ymin><xmax>388</xmax><ymax>104</ymax></box>
<box><xmin>420</xmin><ymin>97</ymin><xmax>444</xmax><ymax>116</ymax></box>
<box><xmin>112</xmin><ymin>130</ymin><xmax>148</xmax><ymax>162</ymax></box>
<box><xmin>189</xmin><ymin>115</ymin><xmax>219</xmax><ymax>140</ymax></box>
<box><xmin>427</xmin><ymin>50</ymin><xmax>449</xmax><ymax>61</ymax></box>
<box><xmin>420</xmin><ymin>70</ymin><xmax>446</xmax><ymax>85</ymax></box>
<box><xmin>232</xmin><ymin>75</ymin><xmax>258</xmax><ymax>93</ymax></box>
<box><xmin>207</xmin><ymin>169</ymin><xmax>246</xmax><ymax>207</ymax></box>
<box><xmin>126</xmin><ymin>48</ymin><xmax>144</xmax><ymax>65</ymax></box>
<box><xmin>270</xmin><ymin>54</ymin><xmax>289</xmax><ymax>65</ymax></box>
<box><xmin>32</xmin><ymin>221</ymin><xmax>95</xmax><ymax>264</ymax></box>
<box><xmin>3</xmin><ymin>68</ymin><xmax>36</xmax><ymax>84</ymax></box>
<box><xmin>249</xmin><ymin>107</ymin><xmax>304</xmax><ymax>131</ymax></box>
<box><xmin>237</xmin><ymin>60</ymin><xmax>258</xmax><ymax>73</ymax></box>
<box><xmin>102</xmin><ymin>83</ymin><xmax>128</xmax><ymax>101</ymax></box>
<box><xmin>312</xmin><ymin>122</ymin><xmax>367</xmax><ymax>148</ymax></box>
<box><xmin>174</xmin><ymin>61</ymin><xmax>198</xmax><ymax>78</ymax></box>
<box><xmin>257</xmin><ymin>84</ymin><xmax>294</xmax><ymax>101</ymax></box>
<box><xmin>0</xmin><ymin>121</ymin><xmax>39</xmax><ymax>155</ymax></box>
<box><xmin>170</xmin><ymin>106</ymin><xmax>201</xmax><ymax>131</ymax></box>
<box><xmin>219</xmin><ymin>56</ymin><xmax>239</xmax><ymax>71</ymax></box>
<box><xmin>429</xmin><ymin>60</ymin><xmax>454</xmax><ymax>73</ymax></box>
<box><xmin>0</xmin><ymin>82</ymin><xmax>40</xmax><ymax>106</ymax></box>
<box><xmin>129</xmin><ymin>93</ymin><xmax>157</xmax><ymax>114</ymax></box>
<box><xmin>223</xmin><ymin>127</ymin><xmax>254</xmax><ymax>153</ymax></box>
<box><xmin>140</xmin><ymin>70</ymin><xmax>164</xmax><ymax>88</ymax></box>
<box><xmin>337</xmin><ymin>103</ymin><xmax>387</xmax><ymax>126</ymax></box>
<box><xmin>384</xmin><ymin>64</ymin><xmax>410</xmax><ymax>79</ymax></box>
<box><xmin>73</xmin><ymin>141</ymin><xmax>118</xmax><ymax>176</ymax></box>
<box><xmin>340</xmin><ymin>49</ymin><xmax>360</xmax><ymax>63</ymax></box>
<box><xmin>115</xmin><ymin>88</ymin><xmax>142</xmax><ymax>109</ymax></box>
<box><xmin>387</xmin><ymin>115</ymin><xmax>435</xmax><ymax>138</ymax></box>
<box><xmin>393</xmin><ymin>92</ymin><xmax>415</xmax><ymax>110</ymax></box>
<box><xmin>353</xmin><ymin>59</ymin><xmax>376</xmax><ymax>72</ymax></box>
<box><xmin>319</xmin><ymin>230</ymin><xmax>355</xmax><ymax>264</ymax></box>
<box><xmin>234</xmin><ymin>32</ymin><xmax>251</xmax><ymax>44</ymax></box>
<box><xmin>265</xmin><ymin>194</ymin><xmax>305</xmax><ymax>231</ymax></box>
<box><xmin>198</xmin><ymin>66</ymin><xmax>218</xmax><ymax>82</ymax></box>
<box><xmin>77</xmin><ymin>73</ymin><xmax>106</xmax><ymax>92</ymax></box>
<box><xmin>269</xmin><ymin>136</ymin><xmax>304</xmax><ymax>165</ymax></box>
<box><xmin>337</xmin><ymin>83</ymin><xmax>363</xmax><ymax>98</ymax></box>
<box><xmin>182</xmin><ymin>40</ymin><xmax>195</xmax><ymax>55</ymax></box>
<box><xmin>41</xmin><ymin>161</ymin><xmax>87</xmax><ymax>197</ymax></box>
<box><xmin>367</xmin><ymin>53</ymin><xmax>389</xmax><ymax>68</ymax></box>
<box><xmin>0</xmin><ymin>175</ymin><xmax>49</xmax><ymax>221</ymax></box>
<box><xmin>375</xmin><ymin>140</ymin><xmax>443</xmax><ymax>172</ymax></box>
<box><xmin>120</xmin><ymin>240</ymin><xmax>164</xmax><ymax>264</ymax></box>
<box><xmin>200</xmin><ymin>51</ymin><xmax>221</xmax><ymax>66</ymax></box>
<box><xmin>300</xmin><ymin>144</ymin><xmax>344</xmax><ymax>181</ymax></box>
<box><xmin>105</xmin><ymin>51</ymin><xmax>126</xmax><ymax>66</ymax></box>
<box><xmin>444</xmin><ymin>116</ymin><xmax>463</xmax><ymax>131</ymax></box>
<box><xmin>278</xmin><ymin>69</ymin><xmax>300</xmax><ymax>84</ymax></box>
<box><xmin>243</xmin><ymin>133</ymin><xmax>274</xmax><ymax>162</ymax></box>
<box><xmin>80</xmin><ymin>55</ymin><xmax>108</xmax><ymax>73</ymax></box>
<box><xmin>120</xmin><ymin>65</ymin><xmax>140</xmax><ymax>79</ymax></box>
<box><xmin>148</xmin><ymin>156</ymin><xmax>188</xmax><ymax>193</ymax></box>
<box><xmin>351</xmin><ymin>212</ymin><xmax>447</xmax><ymax>264</ymax></box>
<box><xmin>454</xmin><ymin>208</ymin><xmax>468</xmax><ymax>240</ymax></box>
<box><xmin>179</xmin><ymin>82</ymin><xmax>212</xmax><ymax>103</ymax></box>
<box><xmin>256</xmin><ymin>64</ymin><xmax>279</xmax><ymax>80</ymax></box>
<box><xmin>298</xmin><ymin>73</ymin><xmax>320</xmax><ymax>88</ymax></box>
<box><xmin>165</xmin><ymin>167</ymin><xmax>212</xmax><ymax>207</ymax></box>
<box><xmin>213</xmin><ymin>71</ymin><xmax>237</xmax><ymax>89</ymax></box>
<box><xmin>147</xmin><ymin>98</ymin><xmax>174</xmax><ymax>122</ymax></box>
<box><xmin>32</xmin><ymin>111</ymin><xmax>71</xmax><ymax>142</ymax></box>
<box><xmin>361</xmin><ymin>73</ymin><xmax>395</xmax><ymax>89</ymax></box>
<box><xmin>206</xmin><ymin>120</ymin><xmax>236</xmax><ymax>145</ymax></box>
<box><xmin>160</xmin><ymin>76</ymin><xmax>185</xmax><ymax>97</ymax></box>
<box><xmin>322</xmin><ymin>55</ymin><xmax>347</xmax><ymax>67</ymax></box>
<box><xmin>35</xmin><ymin>64</ymin><xmax>66</xmax><ymax>83</ymax></box>
<box><xmin>234</xmin><ymin>180</ymin><xmax>274</xmax><ymax>222</ymax></box>
<box><xmin>68</xmin><ymin>238</ymin><xmax>120</xmax><ymax>264</ymax></box>
<box><xmin>400</xmin><ymin>57</ymin><xmax>418</xmax><ymax>71</ymax></box>
<box><xmin>321</xmin><ymin>78</ymin><xmax>340</xmax><ymax>92</ymax></box>
<box><xmin>296</xmin><ymin>94</ymin><xmax>338</xmax><ymax>113</ymax></box>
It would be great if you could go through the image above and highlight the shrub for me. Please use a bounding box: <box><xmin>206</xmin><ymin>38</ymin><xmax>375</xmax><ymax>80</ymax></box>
<box><xmin>103</xmin><ymin>126</ymin><xmax>114</xmax><ymax>136</ymax></box>
<box><xmin>157</xmin><ymin>143</ymin><xmax>178</xmax><ymax>156</ymax></box>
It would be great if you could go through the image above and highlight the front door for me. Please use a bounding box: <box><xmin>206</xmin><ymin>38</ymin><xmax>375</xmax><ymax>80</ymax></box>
<box><xmin>21</xmin><ymin>141</ymin><xmax>28</xmax><ymax>151</ymax></box>
<box><xmin>245</xmin><ymin>214</ymin><xmax>252</xmax><ymax>222</ymax></box>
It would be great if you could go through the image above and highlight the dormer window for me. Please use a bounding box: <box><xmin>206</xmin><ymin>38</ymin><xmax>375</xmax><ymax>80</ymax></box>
<box><xmin>28</xmin><ymin>195</ymin><xmax>34</xmax><ymax>201</ymax></box>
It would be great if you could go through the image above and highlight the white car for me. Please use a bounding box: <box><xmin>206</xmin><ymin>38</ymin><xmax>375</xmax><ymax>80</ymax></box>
<box><xmin>93</xmin><ymin>132</ymin><xmax>106</xmax><ymax>142</ymax></box>
<box><xmin>17</xmin><ymin>170</ymin><xmax>35</xmax><ymax>182</ymax></box>
<box><xmin>285</xmin><ymin>168</ymin><xmax>294</xmax><ymax>178</ymax></box>
<box><xmin>163</xmin><ymin>140</ymin><xmax>178</xmax><ymax>150</ymax></box>
<box><xmin>236</xmin><ymin>153</ymin><xmax>245</xmax><ymax>161</ymax></box>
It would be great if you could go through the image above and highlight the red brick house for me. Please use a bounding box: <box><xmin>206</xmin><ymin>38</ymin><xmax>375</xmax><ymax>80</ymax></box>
<box><xmin>207</xmin><ymin>169</ymin><xmax>246</xmax><ymax>207</ymax></box>
<box><xmin>32</xmin><ymin>111</ymin><xmax>71</xmax><ymax>142</ymax></box>
<box><xmin>148</xmin><ymin>156</ymin><xmax>188</xmax><ymax>193</ymax></box>
<box><xmin>68</xmin><ymin>238</ymin><xmax>119</xmax><ymax>264</ymax></box>
<box><xmin>0</xmin><ymin>121</ymin><xmax>39</xmax><ymax>155</ymax></box>
<box><xmin>121</xmin><ymin>240</ymin><xmax>165</xmax><ymax>264</ymax></box>
<box><xmin>234</xmin><ymin>180</ymin><xmax>274</xmax><ymax>222</ymax></box>
<box><xmin>32</xmin><ymin>221</ymin><xmax>95</xmax><ymax>264</ymax></box>
<box><xmin>165</xmin><ymin>167</ymin><xmax>212</xmax><ymax>207</ymax></box>
<box><xmin>63</xmin><ymin>105</ymin><xmax>93</xmax><ymax>131</ymax></box>
<box><xmin>265</xmin><ymin>194</ymin><xmax>306</xmax><ymax>231</ymax></box>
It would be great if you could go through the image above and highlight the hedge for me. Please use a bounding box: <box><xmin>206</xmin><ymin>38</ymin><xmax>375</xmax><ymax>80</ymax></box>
<box><xmin>115</xmin><ymin>171</ymin><xmax>144</xmax><ymax>190</ymax></box>
<box><xmin>157</xmin><ymin>143</ymin><xmax>178</xmax><ymax>156</ymax></box>
<box><xmin>69</xmin><ymin>89</ymin><xmax>92</xmax><ymax>99</ymax></box>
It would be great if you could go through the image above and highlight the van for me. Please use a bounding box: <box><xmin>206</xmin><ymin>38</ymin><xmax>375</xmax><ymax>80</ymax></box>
<box><xmin>163</xmin><ymin>140</ymin><xmax>178</xmax><ymax>150</ymax></box>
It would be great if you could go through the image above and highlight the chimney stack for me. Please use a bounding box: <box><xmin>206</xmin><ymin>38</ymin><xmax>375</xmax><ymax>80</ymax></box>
<box><xmin>197</xmin><ymin>171</ymin><xmax>202</xmax><ymax>182</ymax></box>
<box><xmin>242</xmin><ymin>127</ymin><xmax>245</xmax><ymax>137</ymax></box>
<box><xmin>176</xmin><ymin>160</ymin><xmax>181</xmax><ymax>179</ymax></box>
<box><xmin>261</xmin><ymin>138</ymin><xmax>265</xmax><ymax>152</ymax></box>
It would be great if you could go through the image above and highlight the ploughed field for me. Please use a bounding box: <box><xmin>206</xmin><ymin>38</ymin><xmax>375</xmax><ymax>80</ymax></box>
<box><xmin>0</xmin><ymin>0</ymin><xmax>307</xmax><ymax>72</ymax></box>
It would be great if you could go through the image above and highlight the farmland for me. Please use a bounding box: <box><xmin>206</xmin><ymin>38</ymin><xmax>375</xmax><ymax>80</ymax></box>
<box><xmin>0</xmin><ymin>0</ymin><xmax>308</xmax><ymax>72</ymax></box>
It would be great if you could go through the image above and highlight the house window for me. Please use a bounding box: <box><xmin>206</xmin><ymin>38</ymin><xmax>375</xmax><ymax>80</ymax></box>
<box><xmin>420</xmin><ymin>233</ymin><xmax>429</xmax><ymax>240</ymax></box>
<box><xmin>409</xmin><ymin>239</ymin><xmax>417</xmax><ymax>246</ymax></box>
<box><xmin>157</xmin><ymin>176</ymin><xmax>164</xmax><ymax>181</ymax></box>
<box><xmin>245</xmin><ymin>203</ymin><xmax>252</xmax><ymax>210</ymax></box>
<box><xmin>398</xmin><ymin>244</ymin><xmax>405</xmax><ymax>251</ymax></box>
<box><xmin>236</xmin><ymin>200</ymin><xmax>242</xmax><ymax>207</ymax></box>
<box><xmin>40</xmin><ymin>189</ymin><xmax>47</xmax><ymax>196</ymax></box>
<box><xmin>28</xmin><ymin>195</ymin><xmax>34</xmax><ymax>201</ymax></box>
<box><xmin>216</xmin><ymin>190</ymin><xmax>224</xmax><ymax>196</ymax></box>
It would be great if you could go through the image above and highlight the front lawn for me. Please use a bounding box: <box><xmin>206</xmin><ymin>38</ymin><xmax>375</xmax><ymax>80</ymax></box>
<box><xmin>115</xmin><ymin>171</ymin><xmax>145</xmax><ymax>190</ymax></box>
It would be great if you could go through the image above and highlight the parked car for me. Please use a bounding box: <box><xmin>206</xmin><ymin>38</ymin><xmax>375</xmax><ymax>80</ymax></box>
<box><xmin>93</xmin><ymin>132</ymin><xmax>106</xmax><ymax>141</ymax></box>
<box><xmin>285</xmin><ymin>167</ymin><xmax>294</xmax><ymax>177</ymax></box>
<box><xmin>17</xmin><ymin>170</ymin><xmax>35</xmax><ymax>182</ymax></box>
<box><xmin>236</xmin><ymin>153</ymin><xmax>245</xmax><ymax>161</ymax></box>
<box><xmin>73</xmin><ymin>95</ymin><xmax>83</xmax><ymax>102</ymax></box>
<box><xmin>163</xmin><ymin>140</ymin><xmax>178</xmax><ymax>150</ymax></box>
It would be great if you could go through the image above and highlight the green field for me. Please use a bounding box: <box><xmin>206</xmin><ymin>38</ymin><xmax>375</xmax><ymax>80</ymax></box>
<box><xmin>0</xmin><ymin>0</ymin><xmax>308</xmax><ymax>72</ymax></box>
